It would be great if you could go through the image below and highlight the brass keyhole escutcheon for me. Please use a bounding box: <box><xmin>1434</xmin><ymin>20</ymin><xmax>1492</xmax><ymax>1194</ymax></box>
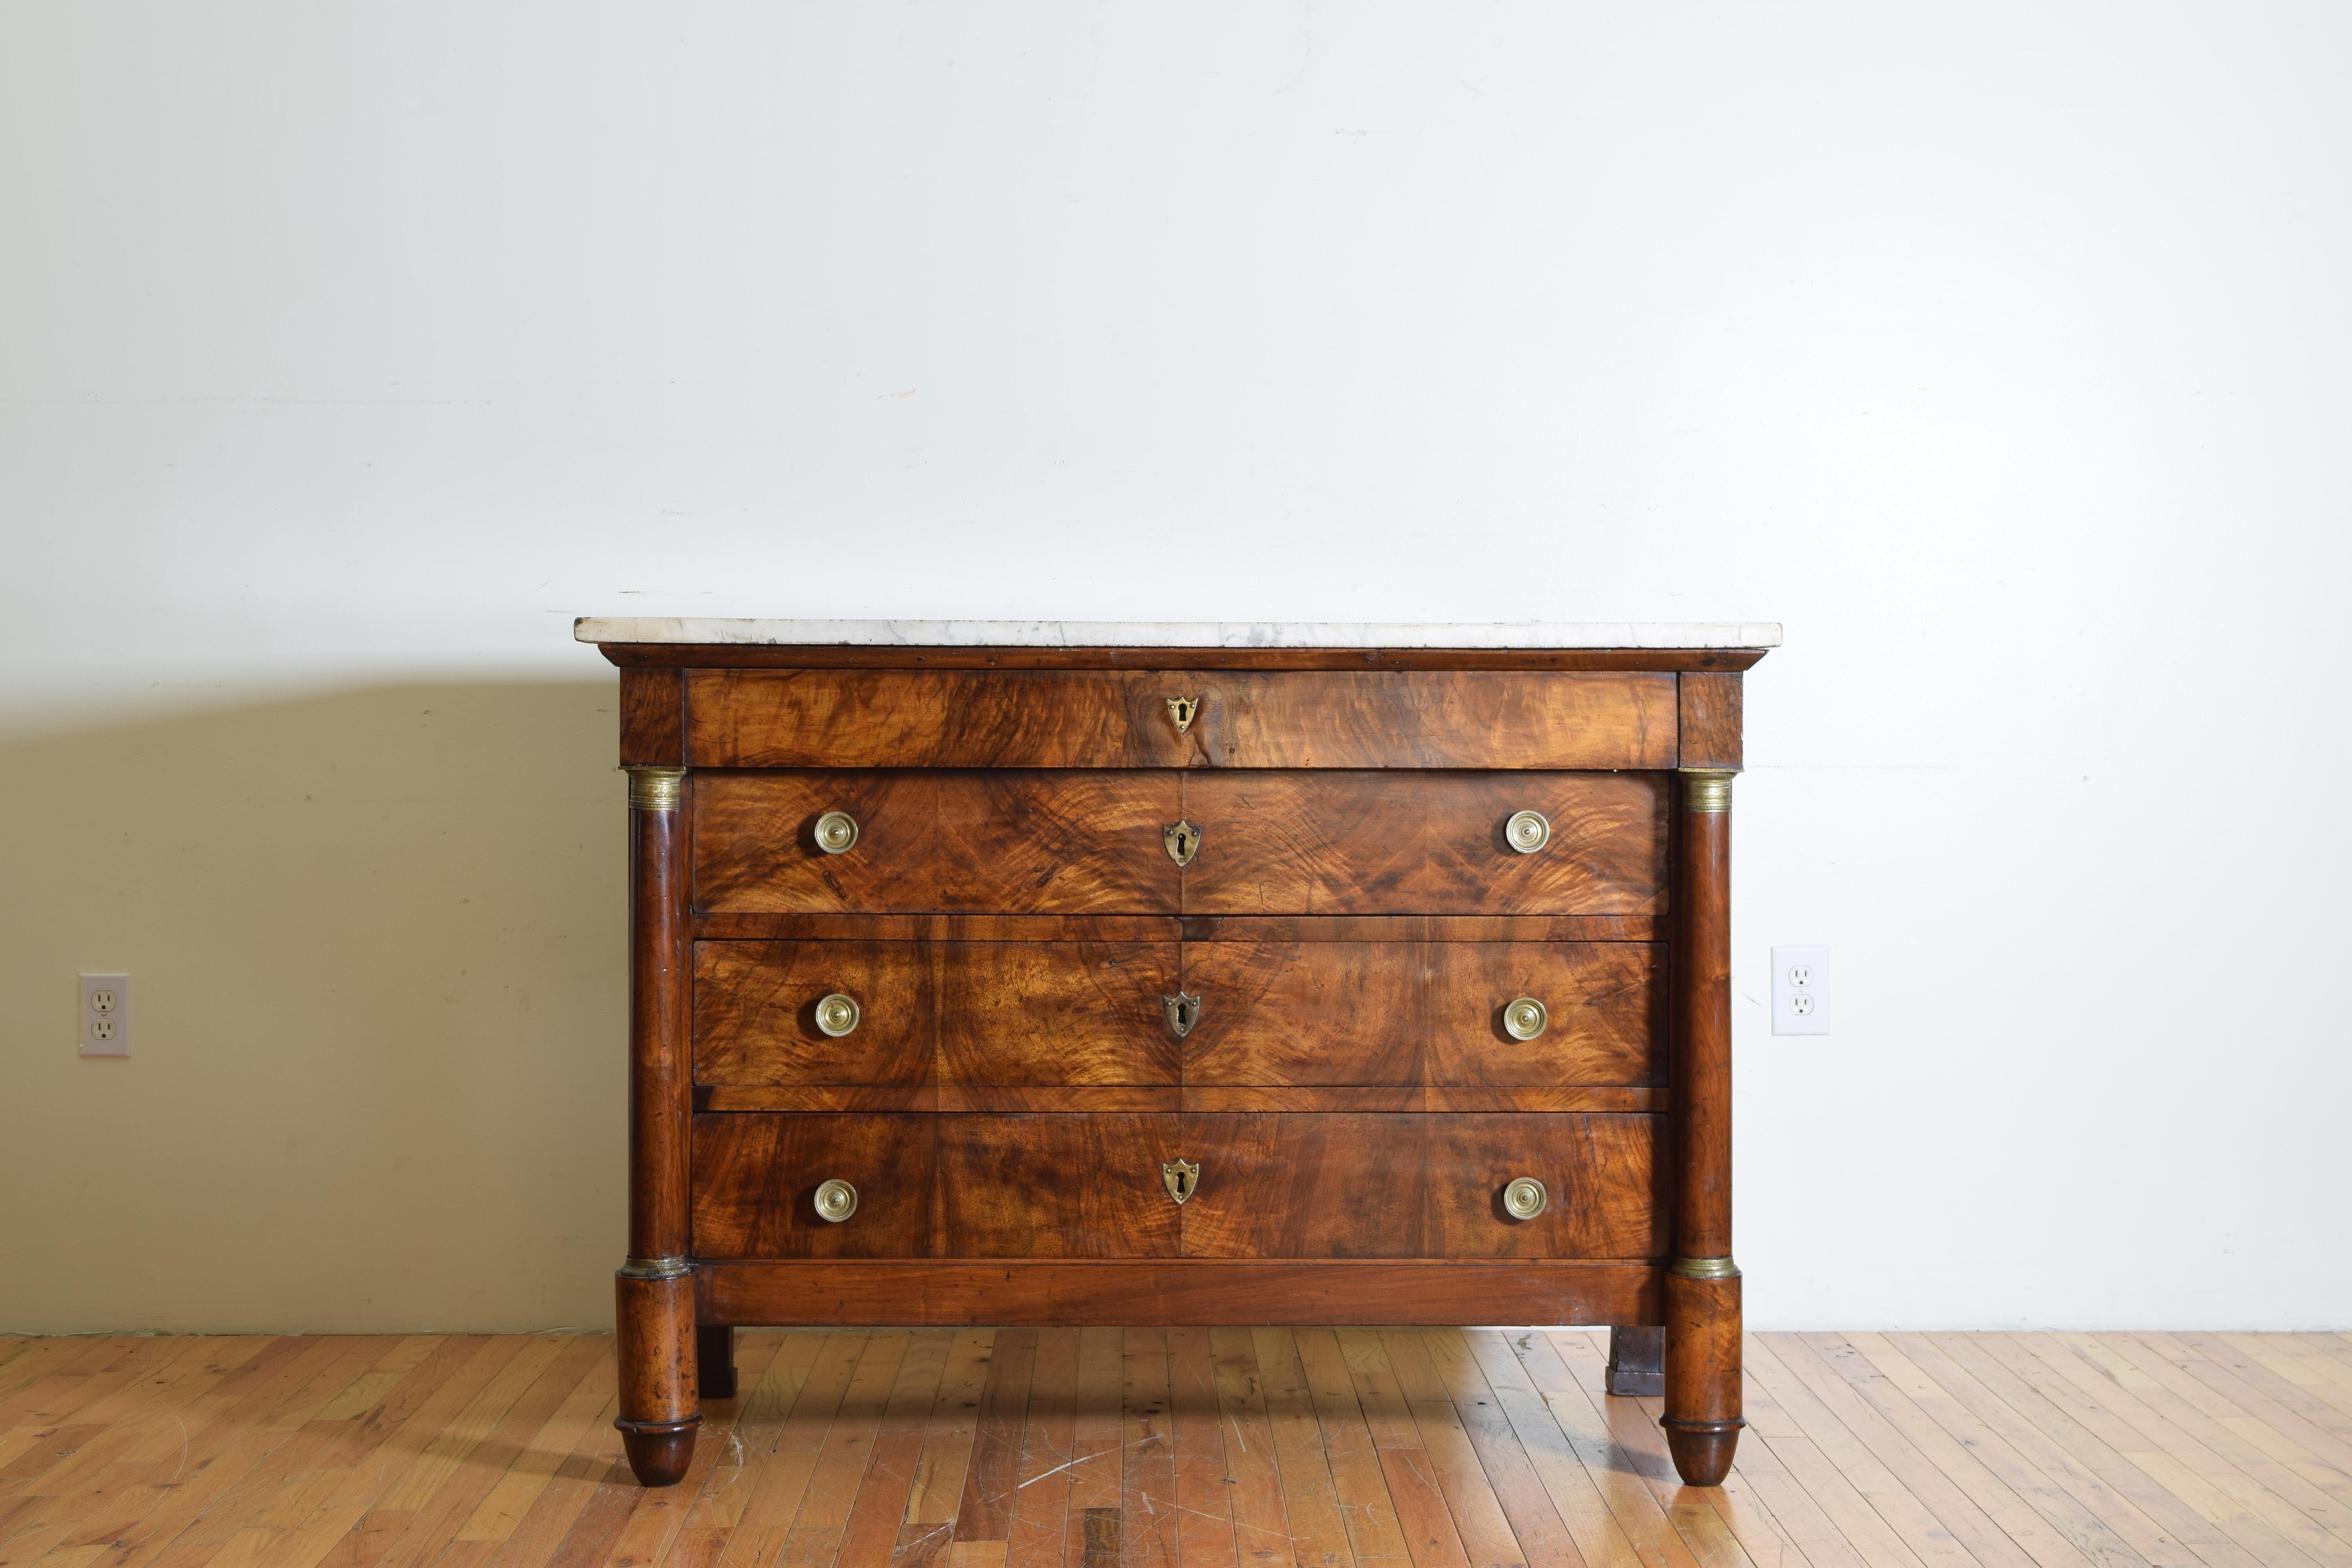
<box><xmin>1165</xmin><ymin>696</ymin><xmax>1200</xmax><ymax>734</ymax></box>
<box><xmin>1505</xmin><ymin>810</ymin><xmax>1551</xmax><ymax>853</ymax></box>
<box><xmin>1164</xmin><ymin>820</ymin><xmax>1201</xmax><ymax>867</ymax></box>
<box><xmin>815</xmin><ymin>993</ymin><xmax>861</xmax><ymax>1037</ymax></box>
<box><xmin>1162</xmin><ymin>1159</ymin><xmax>1200</xmax><ymax>1205</ymax></box>
<box><xmin>1162</xmin><ymin>992</ymin><xmax>1202</xmax><ymax>1038</ymax></box>
<box><xmin>1503</xmin><ymin>1177</ymin><xmax>1548</xmax><ymax>1220</ymax></box>
<box><xmin>814</xmin><ymin>1179</ymin><xmax>858</xmax><ymax>1223</ymax></box>
<box><xmin>814</xmin><ymin>811</ymin><xmax>860</xmax><ymax>854</ymax></box>
<box><xmin>1503</xmin><ymin>997</ymin><xmax>1548</xmax><ymax>1041</ymax></box>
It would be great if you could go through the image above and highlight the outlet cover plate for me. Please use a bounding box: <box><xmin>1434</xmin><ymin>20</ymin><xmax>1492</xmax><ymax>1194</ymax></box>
<box><xmin>1770</xmin><ymin>946</ymin><xmax>1829</xmax><ymax>1036</ymax></box>
<box><xmin>80</xmin><ymin>973</ymin><xmax>129</xmax><ymax>1056</ymax></box>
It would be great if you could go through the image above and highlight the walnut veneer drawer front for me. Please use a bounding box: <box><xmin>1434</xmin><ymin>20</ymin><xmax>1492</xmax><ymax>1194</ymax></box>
<box><xmin>685</xmin><ymin>668</ymin><xmax>1678</xmax><ymax>769</ymax></box>
<box><xmin>1182</xmin><ymin>941</ymin><xmax>1662</xmax><ymax>1087</ymax></box>
<box><xmin>695</xmin><ymin>770</ymin><xmax>1180</xmax><ymax>913</ymax></box>
<box><xmin>693</xmin><ymin>940</ymin><xmax>1179</xmax><ymax>1088</ymax></box>
<box><xmin>695</xmin><ymin>937</ymin><xmax>1655</xmax><ymax>1093</ymax></box>
<box><xmin>1183</xmin><ymin>771</ymin><xmax>1666</xmax><ymax>915</ymax></box>
<box><xmin>1180</xmin><ymin>1113</ymin><xmax>1666</xmax><ymax>1260</ymax></box>
<box><xmin>695</xmin><ymin>768</ymin><xmax>1664</xmax><ymax>915</ymax></box>
<box><xmin>693</xmin><ymin>1113</ymin><xmax>1182</xmax><ymax>1259</ymax></box>
<box><xmin>690</xmin><ymin>1112</ymin><xmax>1659</xmax><ymax>1262</ymax></box>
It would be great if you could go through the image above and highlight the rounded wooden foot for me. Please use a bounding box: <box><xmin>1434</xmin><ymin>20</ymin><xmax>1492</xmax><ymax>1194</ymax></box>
<box><xmin>618</xmin><ymin>1418</ymin><xmax>700</xmax><ymax>1486</ymax></box>
<box><xmin>1663</xmin><ymin>1269</ymin><xmax>1742</xmax><ymax>1487</ymax></box>
<box><xmin>615</xmin><ymin>1271</ymin><xmax>698</xmax><ymax>1486</ymax></box>
<box><xmin>1663</xmin><ymin>1422</ymin><xmax>1741</xmax><ymax>1486</ymax></box>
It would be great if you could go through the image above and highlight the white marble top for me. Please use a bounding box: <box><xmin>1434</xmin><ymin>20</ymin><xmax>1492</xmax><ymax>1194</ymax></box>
<box><xmin>574</xmin><ymin>618</ymin><xmax>1780</xmax><ymax>650</ymax></box>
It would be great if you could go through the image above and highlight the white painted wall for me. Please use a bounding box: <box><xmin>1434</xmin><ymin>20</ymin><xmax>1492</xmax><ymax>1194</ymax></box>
<box><xmin>2</xmin><ymin>4</ymin><xmax>2345</xmax><ymax>1332</ymax></box>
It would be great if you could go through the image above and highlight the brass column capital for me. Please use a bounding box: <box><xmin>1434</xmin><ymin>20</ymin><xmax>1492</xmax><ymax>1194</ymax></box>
<box><xmin>624</xmin><ymin>767</ymin><xmax>687</xmax><ymax>812</ymax></box>
<box><xmin>1679</xmin><ymin>769</ymin><xmax>1734</xmax><ymax>813</ymax></box>
<box><xmin>1669</xmin><ymin>1255</ymin><xmax>1740</xmax><ymax>1280</ymax></box>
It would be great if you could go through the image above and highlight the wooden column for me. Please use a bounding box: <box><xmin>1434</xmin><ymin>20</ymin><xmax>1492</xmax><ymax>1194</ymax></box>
<box><xmin>1664</xmin><ymin>766</ymin><xmax>1743</xmax><ymax>1486</ymax></box>
<box><xmin>615</xmin><ymin>766</ymin><xmax>698</xmax><ymax>1486</ymax></box>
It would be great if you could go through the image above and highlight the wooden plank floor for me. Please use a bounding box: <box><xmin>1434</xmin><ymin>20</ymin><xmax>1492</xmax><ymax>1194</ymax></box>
<box><xmin>2</xmin><ymin>1330</ymin><xmax>2348</xmax><ymax>1568</ymax></box>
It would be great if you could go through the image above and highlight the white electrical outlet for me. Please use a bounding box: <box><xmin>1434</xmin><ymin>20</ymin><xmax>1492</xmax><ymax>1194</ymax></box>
<box><xmin>79</xmin><ymin>973</ymin><xmax>129</xmax><ymax>1056</ymax></box>
<box><xmin>1770</xmin><ymin>946</ymin><xmax>1829</xmax><ymax>1036</ymax></box>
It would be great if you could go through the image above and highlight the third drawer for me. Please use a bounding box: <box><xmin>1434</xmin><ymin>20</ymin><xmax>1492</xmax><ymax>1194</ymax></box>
<box><xmin>693</xmin><ymin>939</ymin><xmax>1664</xmax><ymax>1089</ymax></box>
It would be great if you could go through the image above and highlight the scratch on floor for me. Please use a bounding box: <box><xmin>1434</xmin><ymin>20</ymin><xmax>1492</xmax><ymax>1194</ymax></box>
<box><xmin>889</xmin><ymin>1520</ymin><xmax>951</xmax><ymax>1563</ymax></box>
<box><xmin>1012</xmin><ymin>1447</ymin><xmax>1114</xmax><ymax>1491</ymax></box>
<box><xmin>1135</xmin><ymin>1491</ymin><xmax>1298</xmax><ymax>1538</ymax></box>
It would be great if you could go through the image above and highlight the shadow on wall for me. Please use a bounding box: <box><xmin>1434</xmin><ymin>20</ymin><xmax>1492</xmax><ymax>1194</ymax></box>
<box><xmin>0</xmin><ymin>680</ymin><xmax>630</xmax><ymax>1334</ymax></box>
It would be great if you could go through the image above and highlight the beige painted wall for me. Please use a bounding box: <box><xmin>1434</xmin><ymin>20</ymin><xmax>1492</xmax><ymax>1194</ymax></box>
<box><xmin>0</xmin><ymin>682</ymin><xmax>626</xmax><ymax>1332</ymax></box>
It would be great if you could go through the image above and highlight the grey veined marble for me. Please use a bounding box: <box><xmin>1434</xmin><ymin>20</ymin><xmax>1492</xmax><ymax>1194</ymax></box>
<box><xmin>573</xmin><ymin>618</ymin><xmax>1781</xmax><ymax>649</ymax></box>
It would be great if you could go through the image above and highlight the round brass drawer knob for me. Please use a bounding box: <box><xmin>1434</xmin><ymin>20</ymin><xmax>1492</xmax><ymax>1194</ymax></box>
<box><xmin>1503</xmin><ymin>1177</ymin><xmax>1549</xmax><ymax>1220</ymax></box>
<box><xmin>1503</xmin><ymin>996</ymin><xmax>1548</xmax><ymax>1041</ymax></box>
<box><xmin>815</xmin><ymin>993</ymin><xmax>861</xmax><ymax>1037</ymax></box>
<box><xmin>1505</xmin><ymin>810</ymin><xmax>1551</xmax><ymax>853</ymax></box>
<box><xmin>814</xmin><ymin>811</ymin><xmax>860</xmax><ymax>854</ymax></box>
<box><xmin>813</xmin><ymin>1179</ymin><xmax>858</xmax><ymax>1223</ymax></box>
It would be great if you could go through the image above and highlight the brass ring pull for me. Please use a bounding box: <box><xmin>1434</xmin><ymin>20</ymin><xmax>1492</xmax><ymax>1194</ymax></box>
<box><xmin>1163</xmin><ymin>820</ymin><xmax>1201</xmax><ymax>867</ymax></box>
<box><xmin>1162</xmin><ymin>1159</ymin><xmax>1200</xmax><ymax>1205</ymax></box>
<box><xmin>1505</xmin><ymin>810</ymin><xmax>1551</xmax><ymax>853</ymax></box>
<box><xmin>815</xmin><ymin>993</ymin><xmax>861</xmax><ymax>1037</ymax></box>
<box><xmin>1503</xmin><ymin>1177</ymin><xmax>1548</xmax><ymax>1220</ymax></box>
<box><xmin>1162</xmin><ymin>992</ymin><xmax>1201</xmax><ymax>1039</ymax></box>
<box><xmin>814</xmin><ymin>811</ymin><xmax>860</xmax><ymax>854</ymax></box>
<box><xmin>1503</xmin><ymin>996</ymin><xmax>1548</xmax><ymax>1041</ymax></box>
<box><xmin>814</xmin><ymin>1179</ymin><xmax>858</xmax><ymax>1222</ymax></box>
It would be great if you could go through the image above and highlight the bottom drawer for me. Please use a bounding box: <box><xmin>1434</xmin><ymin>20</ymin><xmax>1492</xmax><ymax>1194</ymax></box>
<box><xmin>690</xmin><ymin>1111</ymin><xmax>1663</xmax><ymax>1261</ymax></box>
<box><xmin>693</xmin><ymin>1112</ymin><xmax>1182</xmax><ymax>1259</ymax></box>
<box><xmin>1177</xmin><ymin>1112</ymin><xmax>1665</xmax><ymax>1260</ymax></box>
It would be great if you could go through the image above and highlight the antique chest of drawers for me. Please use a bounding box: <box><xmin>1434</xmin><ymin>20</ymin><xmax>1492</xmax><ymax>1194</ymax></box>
<box><xmin>578</xmin><ymin>619</ymin><xmax>1775</xmax><ymax>1490</ymax></box>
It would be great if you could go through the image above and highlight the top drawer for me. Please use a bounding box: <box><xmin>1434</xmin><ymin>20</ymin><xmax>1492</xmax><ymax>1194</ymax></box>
<box><xmin>684</xmin><ymin>669</ymin><xmax>1676</xmax><ymax>770</ymax></box>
